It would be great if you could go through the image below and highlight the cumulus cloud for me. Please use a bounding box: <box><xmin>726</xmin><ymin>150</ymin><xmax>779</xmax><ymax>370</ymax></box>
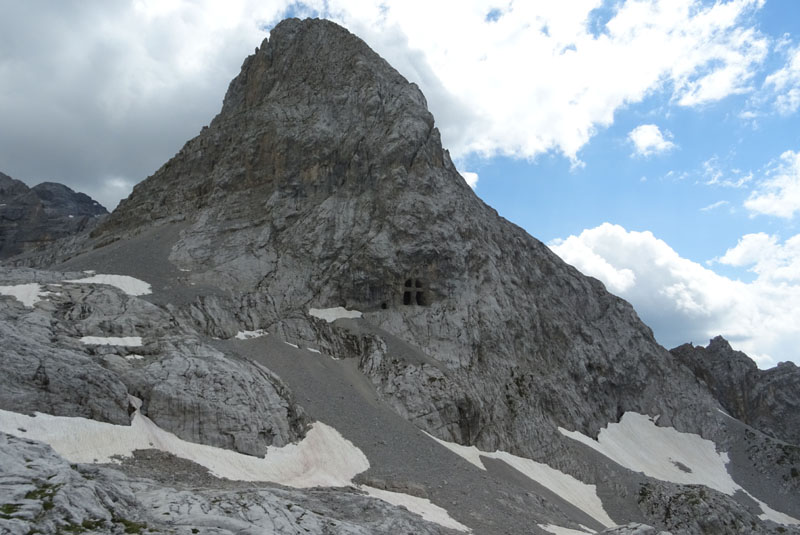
<box><xmin>718</xmin><ymin>232</ymin><xmax>800</xmax><ymax>281</ymax></box>
<box><xmin>0</xmin><ymin>0</ymin><xmax>771</xmax><ymax>208</ymax></box>
<box><xmin>628</xmin><ymin>124</ymin><xmax>676</xmax><ymax>157</ymax></box>
<box><xmin>764</xmin><ymin>45</ymin><xmax>800</xmax><ymax>115</ymax></box>
<box><xmin>460</xmin><ymin>171</ymin><xmax>479</xmax><ymax>189</ymax></box>
<box><xmin>745</xmin><ymin>149</ymin><xmax>800</xmax><ymax>218</ymax></box>
<box><xmin>549</xmin><ymin>223</ymin><xmax>800</xmax><ymax>367</ymax></box>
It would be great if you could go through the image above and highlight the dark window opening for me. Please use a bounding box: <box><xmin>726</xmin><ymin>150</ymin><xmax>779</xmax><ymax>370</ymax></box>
<box><xmin>402</xmin><ymin>278</ymin><xmax>428</xmax><ymax>306</ymax></box>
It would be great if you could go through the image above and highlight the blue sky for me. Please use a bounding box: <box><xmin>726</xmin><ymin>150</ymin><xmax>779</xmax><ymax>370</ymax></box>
<box><xmin>1</xmin><ymin>0</ymin><xmax>798</xmax><ymax>366</ymax></box>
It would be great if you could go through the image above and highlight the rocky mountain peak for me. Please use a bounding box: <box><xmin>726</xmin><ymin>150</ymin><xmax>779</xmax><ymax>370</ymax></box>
<box><xmin>103</xmin><ymin>17</ymin><xmax>455</xmax><ymax>236</ymax></box>
<box><xmin>671</xmin><ymin>337</ymin><xmax>800</xmax><ymax>444</ymax></box>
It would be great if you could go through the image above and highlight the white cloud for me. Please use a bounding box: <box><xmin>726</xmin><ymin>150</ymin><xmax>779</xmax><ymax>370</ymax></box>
<box><xmin>718</xmin><ymin>232</ymin><xmax>800</xmax><ymax>282</ymax></box>
<box><xmin>745</xmin><ymin>149</ymin><xmax>800</xmax><ymax>218</ymax></box>
<box><xmin>702</xmin><ymin>157</ymin><xmax>753</xmax><ymax>188</ymax></box>
<box><xmin>330</xmin><ymin>0</ymin><xmax>768</xmax><ymax>161</ymax></box>
<box><xmin>549</xmin><ymin>223</ymin><xmax>800</xmax><ymax>367</ymax></box>
<box><xmin>628</xmin><ymin>124</ymin><xmax>676</xmax><ymax>157</ymax></box>
<box><xmin>700</xmin><ymin>200</ymin><xmax>729</xmax><ymax>212</ymax></box>
<box><xmin>0</xmin><ymin>0</ymin><xmax>772</xmax><ymax>208</ymax></box>
<box><xmin>460</xmin><ymin>171</ymin><xmax>479</xmax><ymax>189</ymax></box>
<box><xmin>764</xmin><ymin>45</ymin><xmax>800</xmax><ymax>115</ymax></box>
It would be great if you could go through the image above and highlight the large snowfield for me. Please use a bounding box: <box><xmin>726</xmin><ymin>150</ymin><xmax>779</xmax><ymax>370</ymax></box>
<box><xmin>559</xmin><ymin>412</ymin><xmax>799</xmax><ymax>526</ymax></box>
<box><xmin>0</xmin><ymin>403</ymin><xmax>469</xmax><ymax>532</ymax></box>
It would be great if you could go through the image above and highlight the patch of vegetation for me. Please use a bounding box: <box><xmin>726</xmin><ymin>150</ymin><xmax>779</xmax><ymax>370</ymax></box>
<box><xmin>113</xmin><ymin>517</ymin><xmax>148</xmax><ymax>534</ymax></box>
<box><xmin>57</xmin><ymin>519</ymin><xmax>106</xmax><ymax>534</ymax></box>
<box><xmin>25</xmin><ymin>482</ymin><xmax>61</xmax><ymax>512</ymax></box>
<box><xmin>1</xmin><ymin>503</ymin><xmax>21</xmax><ymax>519</ymax></box>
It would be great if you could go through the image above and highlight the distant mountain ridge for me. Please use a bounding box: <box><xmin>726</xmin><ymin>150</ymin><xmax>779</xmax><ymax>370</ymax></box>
<box><xmin>672</xmin><ymin>336</ymin><xmax>800</xmax><ymax>445</ymax></box>
<box><xmin>0</xmin><ymin>171</ymin><xmax>107</xmax><ymax>260</ymax></box>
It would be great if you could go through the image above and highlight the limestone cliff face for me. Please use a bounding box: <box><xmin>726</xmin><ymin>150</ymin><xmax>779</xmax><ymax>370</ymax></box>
<box><xmin>0</xmin><ymin>172</ymin><xmax>107</xmax><ymax>260</ymax></box>
<box><xmin>672</xmin><ymin>336</ymin><xmax>800</xmax><ymax>446</ymax></box>
<box><xmin>87</xmin><ymin>18</ymin><xmax>721</xmax><ymax>458</ymax></box>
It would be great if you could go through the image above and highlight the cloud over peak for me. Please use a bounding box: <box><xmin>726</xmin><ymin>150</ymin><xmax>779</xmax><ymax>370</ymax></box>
<box><xmin>628</xmin><ymin>124</ymin><xmax>676</xmax><ymax>157</ymax></box>
<box><xmin>549</xmin><ymin>222</ymin><xmax>800</xmax><ymax>368</ymax></box>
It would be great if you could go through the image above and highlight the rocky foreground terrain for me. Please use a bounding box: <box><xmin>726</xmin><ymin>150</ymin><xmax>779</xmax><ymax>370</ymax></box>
<box><xmin>1</xmin><ymin>18</ymin><xmax>798</xmax><ymax>535</ymax></box>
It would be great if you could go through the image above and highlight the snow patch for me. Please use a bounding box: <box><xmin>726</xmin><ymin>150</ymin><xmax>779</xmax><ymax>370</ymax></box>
<box><xmin>0</xmin><ymin>283</ymin><xmax>48</xmax><ymax>307</ymax></box>
<box><xmin>80</xmin><ymin>336</ymin><xmax>142</xmax><ymax>346</ymax></box>
<box><xmin>0</xmin><ymin>408</ymin><xmax>468</xmax><ymax>532</ymax></box>
<box><xmin>539</xmin><ymin>524</ymin><xmax>594</xmax><ymax>535</ymax></box>
<box><xmin>426</xmin><ymin>433</ymin><xmax>614</xmax><ymax>528</ymax></box>
<box><xmin>361</xmin><ymin>485</ymin><xmax>471</xmax><ymax>532</ymax></box>
<box><xmin>309</xmin><ymin>306</ymin><xmax>362</xmax><ymax>323</ymax></box>
<box><xmin>284</xmin><ymin>341</ymin><xmax>299</xmax><ymax>349</ymax></box>
<box><xmin>125</xmin><ymin>354</ymin><xmax>144</xmax><ymax>360</ymax></box>
<box><xmin>559</xmin><ymin>412</ymin><xmax>800</xmax><ymax>526</ymax></box>
<box><xmin>0</xmin><ymin>409</ymin><xmax>367</xmax><ymax>487</ymax></box>
<box><xmin>235</xmin><ymin>329</ymin><xmax>268</xmax><ymax>340</ymax></box>
<box><xmin>306</xmin><ymin>348</ymin><xmax>321</xmax><ymax>354</ymax></box>
<box><xmin>64</xmin><ymin>274</ymin><xmax>151</xmax><ymax>296</ymax></box>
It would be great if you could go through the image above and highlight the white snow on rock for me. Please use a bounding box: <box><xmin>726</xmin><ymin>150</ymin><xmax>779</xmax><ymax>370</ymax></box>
<box><xmin>0</xmin><ymin>409</ymin><xmax>367</xmax><ymax>487</ymax></box>
<box><xmin>64</xmin><ymin>274</ymin><xmax>151</xmax><ymax>296</ymax></box>
<box><xmin>125</xmin><ymin>354</ymin><xmax>144</xmax><ymax>360</ymax></box>
<box><xmin>0</xmin><ymin>408</ymin><xmax>469</xmax><ymax>531</ymax></box>
<box><xmin>361</xmin><ymin>485</ymin><xmax>471</xmax><ymax>532</ymax></box>
<box><xmin>539</xmin><ymin>524</ymin><xmax>594</xmax><ymax>535</ymax></box>
<box><xmin>284</xmin><ymin>341</ymin><xmax>299</xmax><ymax>349</ymax></box>
<box><xmin>0</xmin><ymin>283</ymin><xmax>48</xmax><ymax>307</ymax></box>
<box><xmin>80</xmin><ymin>336</ymin><xmax>143</xmax><ymax>346</ymax></box>
<box><xmin>559</xmin><ymin>412</ymin><xmax>800</xmax><ymax>526</ymax></box>
<box><xmin>235</xmin><ymin>329</ymin><xmax>268</xmax><ymax>340</ymax></box>
<box><xmin>426</xmin><ymin>433</ymin><xmax>615</xmax><ymax>528</ymax></box>
<box><xmin>309</xmin><ymin>306</ymin><xmax>362</xmax><ymax>323</ymax></box>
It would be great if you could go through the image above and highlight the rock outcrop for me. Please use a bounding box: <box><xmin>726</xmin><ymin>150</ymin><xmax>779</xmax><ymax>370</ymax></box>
<box><xmin>672</xmin><ymin>336</ymin><xmax>800</xmax><ymax>445</ymax></box>
<box><xmin>0</xmin><ymin>172</ymin><xmax>107</xmax><ymax>260</ymax></box>
<box><xmin>0</xmin><ymin>267</ymin><xmax>308</xmax><ymax>456</ymax></box>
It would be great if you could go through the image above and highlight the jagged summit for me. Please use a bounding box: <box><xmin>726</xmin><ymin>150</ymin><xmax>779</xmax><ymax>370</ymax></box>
<box><xmin>104</xmin><ymin>17</ymin><xmax>457</xmax><ymax>235</ymax></box>
<box><xmin>671</xmin><ymin>336</ymin><xmax>800</xmax><ymax>445</ymax></box>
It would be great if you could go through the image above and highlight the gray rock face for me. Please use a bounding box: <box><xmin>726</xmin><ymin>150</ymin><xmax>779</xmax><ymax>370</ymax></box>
<box><xmin>0</xmin><ymin>267</ymin><xmax>308</xmax><ymax>456</ymax></box>
<box><xmin>79</xmin><ymin>18</ymin><xmax>721</xmax><ymax>463</ymax></box>
<box><xmin>0</xmin><ymin>172</ymin><xmax>107</xmax><ymax>260</ymax></box>
<box><xmin>635</xmin><ymin>482</ymin><xmax>797</xmax><ymax>534</ymax></box>
<box><xmin>0</xmin><ymin>433</ymin><xmax>456</xmax><ymax>535</ymax></box>
<box><xmin>671</xmin><ymin>336</ymin><xmax>800</xmax><ymax>445</ymax></box>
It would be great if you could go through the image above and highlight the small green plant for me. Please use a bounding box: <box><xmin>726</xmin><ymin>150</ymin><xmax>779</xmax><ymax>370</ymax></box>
<box><xmin>1</xmin><ymin>503</ymin><xmax>21</xmax><ymax>519</ymax></box>
<box><xmin>114</xmin><ymin>517</ymin><xmax>148</xmax><ymax>534</ymax></box>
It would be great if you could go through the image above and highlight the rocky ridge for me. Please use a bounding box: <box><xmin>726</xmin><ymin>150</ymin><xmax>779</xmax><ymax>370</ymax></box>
<box><xmin>0</xmin><ymin>172</ymin><xmax>107</xmax><ymax>260</ymax></box>
<box><xmin>671</xmin><ymin>336</ymin><xmax>800</xmax><ymax>446</ymax></box>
